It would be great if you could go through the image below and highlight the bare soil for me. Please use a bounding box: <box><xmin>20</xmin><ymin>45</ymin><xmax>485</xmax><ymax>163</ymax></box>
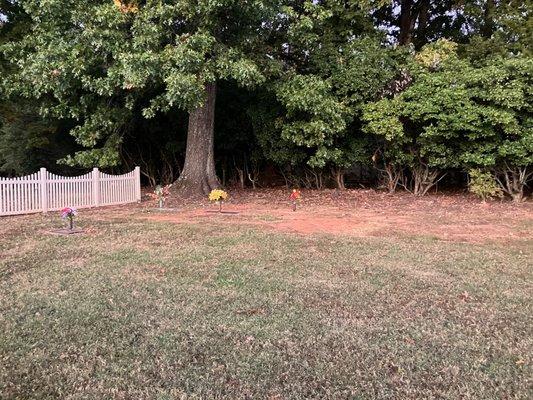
<box><xmin>139</xmin><ymin>189</ymin><xmax>533</xmax><ymax>243</ymax></box>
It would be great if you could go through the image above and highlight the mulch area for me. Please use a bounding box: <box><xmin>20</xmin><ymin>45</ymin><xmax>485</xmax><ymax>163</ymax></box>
<box><xmin>137</xmin><ymin>188</ymin><xmax>533</xmax><ymax>244</ymax></box>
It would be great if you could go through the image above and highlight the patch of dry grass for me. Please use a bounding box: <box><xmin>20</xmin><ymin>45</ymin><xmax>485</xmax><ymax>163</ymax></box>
<box><xmin>0</xmin><ymin>210</ymin><xmax>531</xmax><ymax>399</ymax></box>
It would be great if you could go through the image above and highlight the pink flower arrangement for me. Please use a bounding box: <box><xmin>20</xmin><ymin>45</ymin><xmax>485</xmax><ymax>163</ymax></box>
<box><xmin>61</xmin><ymin>207</ymin><xmax>77</xmax><ymax>218</ymax></box>
<box><xmin>61</xmin><ymin>207</ymin><xmax>77</xmax><ymax>230</ymax></box>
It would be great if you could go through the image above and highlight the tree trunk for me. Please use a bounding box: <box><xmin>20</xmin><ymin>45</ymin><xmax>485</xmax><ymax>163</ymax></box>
<box><xmin>399</xmin><ymin>0</ymin><xmax>415</xmax><ymax>45</ymax></box>
<box><xmin>173</xmin><ymin>82</ymin><xmax>219</xmax><ymax>197</ymax></box>
<box><xmin>481</xmin><ymin>0</ymin><xmax>495</xmax><ymax>38</ymax></box>
<box><xmin>414</xmin><ymin>0</ymin><xmax>430</xmax><ymax>49</ymax></box>
<box><xmin>495</xmin><ymin>166</ymin><xmax>532</xmax><ymax>203</ymax></box>
<box><xmin>409</xmin><ymin>163</ymin><xmax>445</xmax><ymax>196</ymax></box>
<box><xmin>332</xmin><ymin>167</ymin><xmax>346</xmax><ymax>190</ymax></box>
<box><xmin>381</xmin><ymin>163</ymin><xmax>403</xmax><ymax>193</ymax></box>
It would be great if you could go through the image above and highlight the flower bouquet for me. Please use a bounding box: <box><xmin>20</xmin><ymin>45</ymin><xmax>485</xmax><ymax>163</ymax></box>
<box><xmin>208</xmin><ymin>189</ymin><xmax>229</xmax><ymax>213</ymax></box>
<box><xmin>148</xmin><ymin>184</ymin><xmax>172</xmax><ymax>209</ymax></box>
<box><xmin>61</xmin><ymin>207</ymin><xmax>78</xmax><ymax>230</ymax></box>
<box><xmin>289</xmin><ymin>189</ymin><xmax>301</xmax><ymax>211</ymax></box>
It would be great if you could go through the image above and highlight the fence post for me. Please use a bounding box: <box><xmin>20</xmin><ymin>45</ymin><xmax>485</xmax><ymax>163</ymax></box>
<box><xmin>39</xmin><ymin>167</ymin><xmax>48</xmax><ymax>214</ymax></box>
<box><xmin>134</xmin><ymin>166</ymin><xmax>141</xmax><ymax>202</ymax></box>
<box><xmin>93</xmin><ymin>168</ymin><xmax>100</xmax><ymax>207</ymax></box>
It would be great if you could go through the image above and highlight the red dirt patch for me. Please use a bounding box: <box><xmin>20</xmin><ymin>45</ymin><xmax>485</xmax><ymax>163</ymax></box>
<box><xmin>139</xmin><ymin>189</ymin><xmax>533</xmax><ymax>243</ymax></box>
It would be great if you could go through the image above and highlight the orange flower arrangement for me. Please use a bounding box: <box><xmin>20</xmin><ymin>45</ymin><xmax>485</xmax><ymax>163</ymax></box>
<box><xmin>147</xmin><ymin>184</ymin><xmax>171</xmax><ymax>208</ymax></box>
<box><xmin>289</xmin><ymin>189</ymin><xmax>301</xmax><ymax>211</ymax></box>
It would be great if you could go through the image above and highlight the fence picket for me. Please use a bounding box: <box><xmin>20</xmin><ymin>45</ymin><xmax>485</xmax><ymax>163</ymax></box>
<box><xmin>0</xmin><ymin>167</ymin><xmax>140</xmax><ymax>216</ymax></box>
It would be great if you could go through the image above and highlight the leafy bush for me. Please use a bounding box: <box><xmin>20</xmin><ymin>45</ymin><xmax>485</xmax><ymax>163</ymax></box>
<box><xmin>468</xmin><ymin>169</ymin><xmax>503</xmax><ymax>201</ymax></box>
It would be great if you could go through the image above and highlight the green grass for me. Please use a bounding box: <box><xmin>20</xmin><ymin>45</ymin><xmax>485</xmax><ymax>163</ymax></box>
<box><xmin>0</xmin><ymin>213</ymin><xmax>531</xmax><ymax>399</ymax></box>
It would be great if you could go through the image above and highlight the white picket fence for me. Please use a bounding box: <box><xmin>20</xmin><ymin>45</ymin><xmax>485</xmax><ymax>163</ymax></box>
<box><xmin>0</xmin><ymin>167</ymin><xmax>141</xmax><ymax>216</ymax></box>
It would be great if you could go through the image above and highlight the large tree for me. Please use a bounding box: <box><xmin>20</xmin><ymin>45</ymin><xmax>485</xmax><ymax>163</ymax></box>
<box><xmin>1</xmin><ymin>0</ymin><xmax>282</xmax><ymax>195</ymax></box>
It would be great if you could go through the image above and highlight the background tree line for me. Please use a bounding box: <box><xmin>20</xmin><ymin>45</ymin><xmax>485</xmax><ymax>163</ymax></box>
<box><xmin>0</xmin><ymin>0</ymin><xmax>531</xmax><ymax>200</ymax></box>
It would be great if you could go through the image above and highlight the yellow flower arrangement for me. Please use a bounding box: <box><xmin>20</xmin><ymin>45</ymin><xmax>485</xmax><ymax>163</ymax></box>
<box><xmin>208</xmin><ymin>189</ymin><xmax>228</xmax><ymax>202</ymax></box>
<box><xmin>208</xmin><ymin>189</ymin><xmax>229</xmax><ymax>212</ymax></box>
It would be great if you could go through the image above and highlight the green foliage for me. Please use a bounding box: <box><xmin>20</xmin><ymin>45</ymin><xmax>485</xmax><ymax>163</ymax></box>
<box><xmin>0</xmin><ymin>2</ymin><xmax>79</xmax><ymax>175</ymax></box>
<box><xmin>0</xmin><ymin>102</ymin><xmax>51</xmax><ymax>174</ymax></box>
<box><xmin>0</xmin><ymin>101</ymin><xmax>80</xmax><ymax>176</ymax></box>
<box><xmin>271</xmin><ymin>2</ymin><xmax>400</xmax><ymax>174</ymax></box>
<box><xmin>468</xmin><ymin>169</ymin><xmax>503</xmax><ymax>201</ymax></box>
<box><xmin>461</xmin><ymin>0</ymin><xmax>532</xmax><ymax>57</ymax></box>
<box><xmin>1</xmin><ymin>0</ymin><xmax>283</xmax><ymax>167</ymax></box>
<box><xmin>363</xmin><ymin>39</ymin><xmax>533</xmax><ymax>194</ymax></box>
<box><xmin>276</xmin><ymin>74</ymin><xmax>348</xmax><ymax>149</ymax></box>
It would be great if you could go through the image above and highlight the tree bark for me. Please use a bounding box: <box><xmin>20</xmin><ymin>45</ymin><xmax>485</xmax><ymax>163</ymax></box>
<box><xmin>481</xmin><ymin>0</ymin><xmax>495</xmax><ymax>38</ymax></box>
<box><xmin>173</xmin><ymin>82</ymin><xmax>219</xmax><ymax>197</ymax></box>
<box><xmin>414</xmin><ymin>0</ymin><xmax>430</xmax><ymax>49</ymax></box>
<box><xmin>399</xmin><ymin>0</ymin><xmax>415</xmax><ymax>45</ymax></box>
<box><xmin>495</xmin><ymin>166</ymin><xmax>532</xmax><ymax>203</ymax></box>
<box><xmin>332</xmin><ymin>167</ymin><xmax>346</xmax><ymax>190</ymax></box>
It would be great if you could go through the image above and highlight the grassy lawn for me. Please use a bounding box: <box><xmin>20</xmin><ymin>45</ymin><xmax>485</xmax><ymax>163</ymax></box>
<box><xmin>0</xmin><ymin>211</ymin><xmax>531</xmax><ymax>399</ymax></box>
